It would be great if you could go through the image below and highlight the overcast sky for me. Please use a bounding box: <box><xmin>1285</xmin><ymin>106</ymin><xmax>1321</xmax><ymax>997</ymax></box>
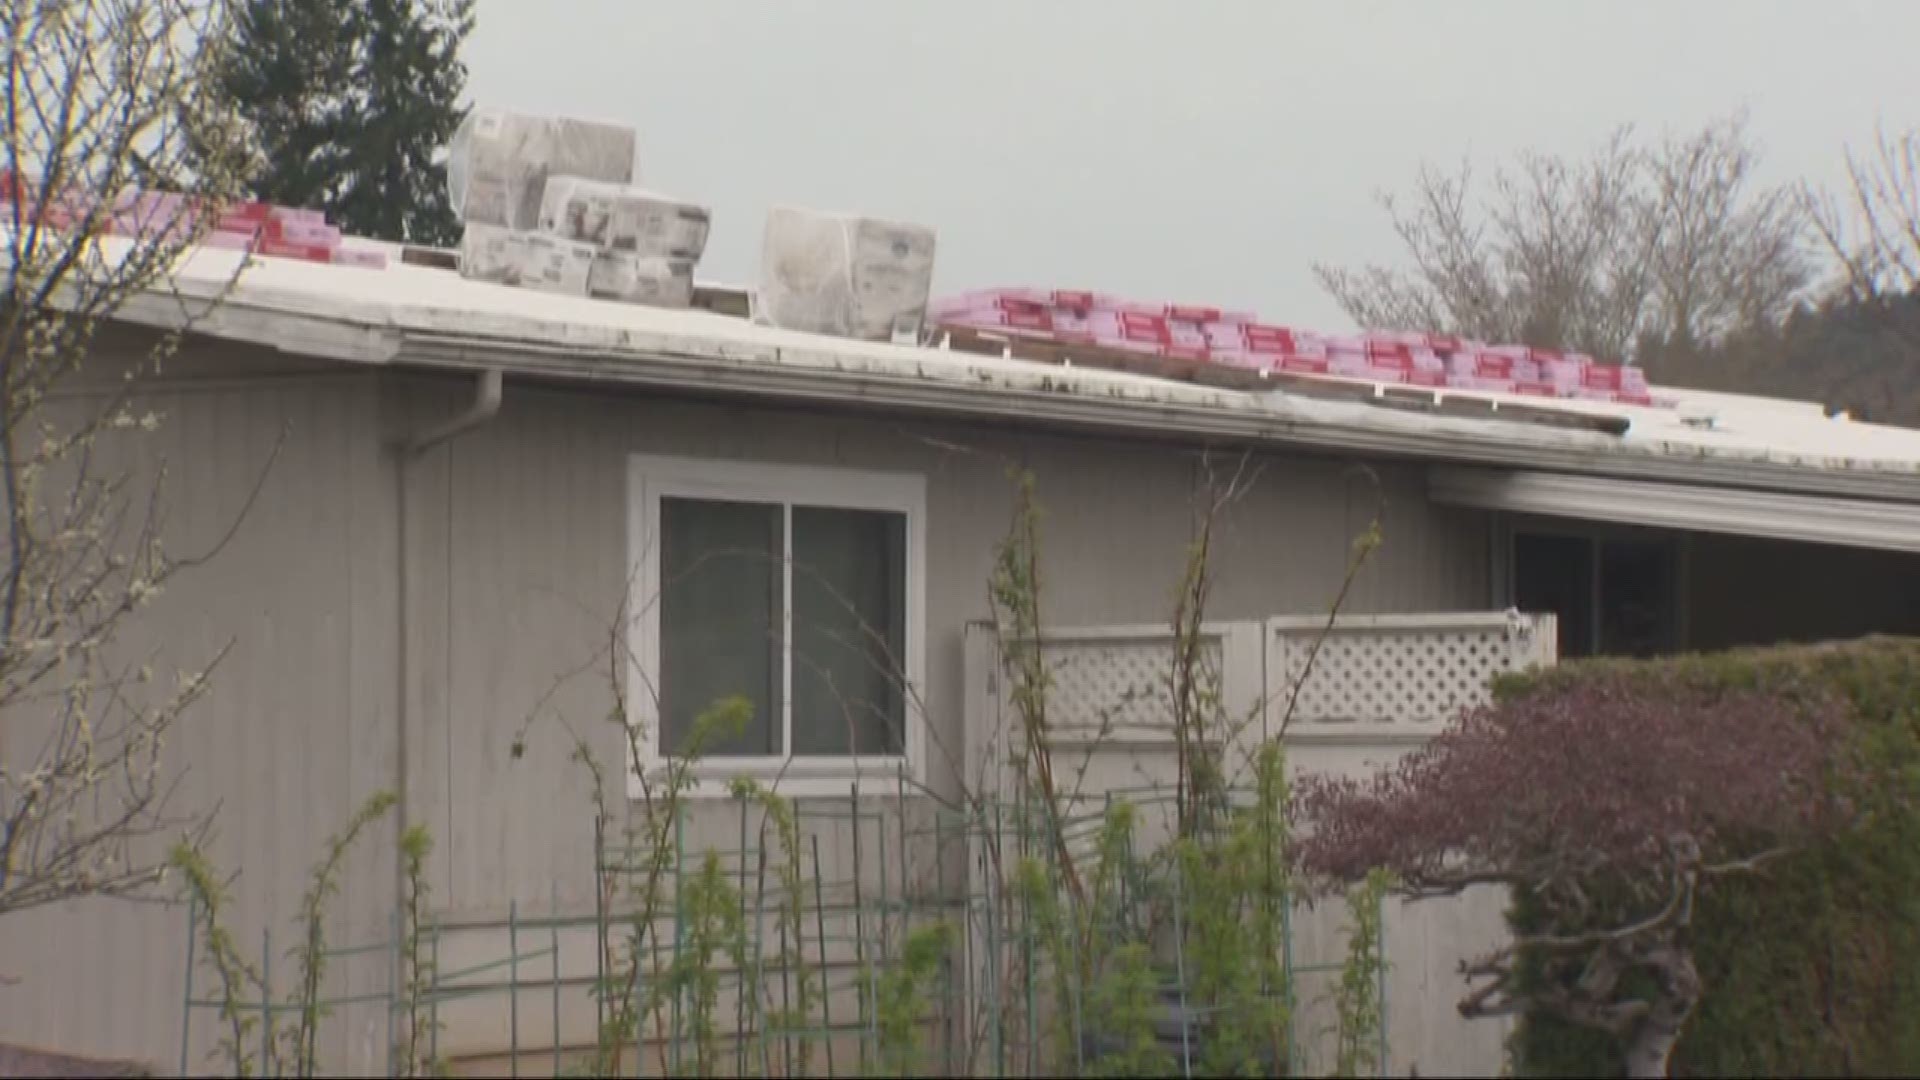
<box><xmin>467</xmin><ymin>1</ymin><xmax>1920</xmax><ymax>331</ymax></box>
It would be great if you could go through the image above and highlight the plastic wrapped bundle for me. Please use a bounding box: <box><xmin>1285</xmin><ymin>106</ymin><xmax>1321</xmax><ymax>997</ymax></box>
<box><xmin>756</xmin><ymin>207</ymin><xmax>936</xmax><ymax>342</ymax></box>
<box><xmin>588</xmin><ymin>252</ymin><xmax>695</xmax><ymax>308</ymax></box>
<box><xmin>513</xmin><ymin>234</ymin><xmax>597</xmax><ymax>295</ymax></box>
<box><xmin>537</xmin><ymin>178</ymin><xmax>710</xmax><ymax>259</ymax></box>
<box><xmin>458</xmin><ymin>223</ymin><xmax>526</xmax><ymax>284</ymax></box>
<box><xmin>446</xmin><ymin>109</ymin><xmax>637</xmax><ymax>230</ymax></box>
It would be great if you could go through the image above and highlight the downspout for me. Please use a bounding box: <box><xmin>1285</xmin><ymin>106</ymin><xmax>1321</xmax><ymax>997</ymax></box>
<box><xmin>393</xmin><ymin>367</ymin><xmax>503</xmax><ymax>945</ymax></box>
<box><xmin>406</xmin><ymin>368</ymin><xmax>504</xmax><ymax>456</ymax></box>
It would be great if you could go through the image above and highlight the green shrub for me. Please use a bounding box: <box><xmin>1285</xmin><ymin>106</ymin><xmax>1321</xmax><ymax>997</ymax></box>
<box><xmin>1498</xmin><ymin>636</ymin><xmax>1920</xmax><ymax>1077</ymax></box>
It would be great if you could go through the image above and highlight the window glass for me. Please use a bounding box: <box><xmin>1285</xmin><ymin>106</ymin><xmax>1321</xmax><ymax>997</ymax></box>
<box><xmin>1599</xmin><ymin>539</ymin><xmax>1676</xmax><ymax>658</ymax></box>
<box><xmin>790</xmin><ymin>506</ymin><xmax>907</xmax><ymax>756</ymax></box>
<box><xmin>659</xmin><ymin>497</ymin><xmax>783</xmax><ymax>756</ymax></box>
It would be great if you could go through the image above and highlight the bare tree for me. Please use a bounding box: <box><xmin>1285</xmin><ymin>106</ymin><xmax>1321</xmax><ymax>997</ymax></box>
<box><xmin>1</xmin><ymin>0</ymin><xmax>255</xmax><ymax>915</ymax></box>
<box><xmin>1807</xmin><ymin>123</ymin><xmax>1920</xmax><ymax>302</ymax></box>
<box><xmin>1317</xmin><ymin>114</ymin><xmax>1814</xmax><ymax>360</ymax></box>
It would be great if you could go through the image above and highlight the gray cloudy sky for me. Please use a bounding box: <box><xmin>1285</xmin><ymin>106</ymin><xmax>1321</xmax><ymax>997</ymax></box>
<box><xmin>467</xmin><ymin>1</ymin><xmax>1920</xmax><ymax>331</ymax></box>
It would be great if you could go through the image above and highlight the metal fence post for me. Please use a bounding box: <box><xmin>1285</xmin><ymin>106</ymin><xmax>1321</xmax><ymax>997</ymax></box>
<box><xmin>179</xmin><ymin>895</ymin><xmax>197</xmax><ymax>1077</ymax></box>
<box><xmin>551</xmin><ymin>880</ymin><xmax>563</xmax><ymax>1078</ymax></box>
<box><xmin>259</xmin><ymin>926</ymin><xmax>273</xmax><ymax>1073</ymax></box>
<box><xmin>509</xmin><ymin>899</ymin><xmax>520</xmax><ymax>1079</ymax></box>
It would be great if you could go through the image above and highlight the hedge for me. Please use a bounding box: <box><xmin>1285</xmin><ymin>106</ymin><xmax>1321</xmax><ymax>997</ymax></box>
<box><xmin>1492</xmin><ymin>636</ymin><xmax>1920</xmax><ymax>1077</ymax></box>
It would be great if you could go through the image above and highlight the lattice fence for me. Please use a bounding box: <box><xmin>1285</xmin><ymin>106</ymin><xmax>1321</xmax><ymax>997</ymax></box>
<box><xmin>962</xmin><ymin>610</ymin><xmax>1557</xmax><ymax>1078</ymax></box>
<box><xmin>1270</xmin><ymin>612</ymin><xmax>1557</xmax><ymax>736</ymax></box>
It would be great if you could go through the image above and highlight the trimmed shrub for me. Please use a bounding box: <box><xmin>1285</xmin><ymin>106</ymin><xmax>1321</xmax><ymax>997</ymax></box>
<box><xmin>1499</xmin><ymin>636</ymin><xmax>1920</xmax><ymax>1077</ymax></box>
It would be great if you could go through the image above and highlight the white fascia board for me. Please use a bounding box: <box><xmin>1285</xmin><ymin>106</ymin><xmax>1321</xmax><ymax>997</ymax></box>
<box><xmin>394</xmin><ymin>331</ymin><xmax>1920</xmax><ymax>504</ymax></box>
<box><xmin>1430</xmin><ymin>466</ymin><xmax>1920</xmax><ymax>553</ymax></box>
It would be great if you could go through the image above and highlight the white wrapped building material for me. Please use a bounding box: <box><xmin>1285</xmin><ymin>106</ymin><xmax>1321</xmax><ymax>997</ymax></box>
<box><xmin>755</xmin><ymin>207</ymin><xmax>936</xmax><ymax>342</ymax></box>
<box><xmin>537</xmin><ymin>178</ymin><xmax>711</xmax><ymax>259</ymax></box>
<box><xmin>446</xmin><ymin>108</ymin><xmax>637</xmax><ymax>230</ymax></box>
<box><xmin>588</xmin><ymin>252</ymin><xmax>694</xmax><ymax>308</ymax></box>
<box><xmin>513</xmin><ymin>234</ymin><xmax>596</xmax><ymax>296</ymax></box>
<box><xmin>458</xmin><ymin>222</ymin><xmax>526</xmax><ymax>284</ymax></box>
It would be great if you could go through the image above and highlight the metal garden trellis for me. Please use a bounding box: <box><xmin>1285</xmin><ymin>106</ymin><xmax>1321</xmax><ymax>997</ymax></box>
<box><xmin>178</xmin><ymin>778</ymin><xmax>1387</xmax><ymax>1077</ymax></box>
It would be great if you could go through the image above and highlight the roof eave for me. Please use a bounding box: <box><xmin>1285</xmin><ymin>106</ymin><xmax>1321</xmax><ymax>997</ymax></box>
<box><xmin>391</xmin><ymin>329</ymin><xmax>1920</xmax><ymax>505</ymax></box>
<box><xmin>92</xmin><ymin>270</ymin><xmax>1920</xmax><ymax>506</ymax></box>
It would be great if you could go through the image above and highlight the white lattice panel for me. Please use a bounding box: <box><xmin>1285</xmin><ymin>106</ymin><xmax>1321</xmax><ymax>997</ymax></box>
<box><xmin>962</xmin><ymin>616</ymin><xmax>1548</xmax><ymax>1080</ymax></box>
<box><xmin>1269</xmin><ymin>612</ymin><xmax>1554</xmax><ymax>730</ymax></box>
<box><xmin>1038</xmin><ymin>634</ymin><xmax>1220</xmax><ymax>740</ymax></box>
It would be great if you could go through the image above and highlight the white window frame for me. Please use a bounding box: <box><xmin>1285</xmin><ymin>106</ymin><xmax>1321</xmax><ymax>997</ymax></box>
<box><xmin>626</xmin><ymin>453</ymin><xmax>927</xmax><ymax>800</ymax></box>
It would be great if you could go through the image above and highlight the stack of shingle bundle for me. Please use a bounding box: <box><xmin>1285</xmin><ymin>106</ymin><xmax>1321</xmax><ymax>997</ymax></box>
<box><xmin>200</xmin><ymin>200</ymin><xmax>387</xmax><ymax>268</ymax></box>
<box><xmin>448</xmin><ymin>108</ymin><xmax>711</xmax><ymax>309</ymax></box>
<box><xmin>931</xmin><ymin>289</ymin><xmax>1657</xmax><ymax>406</ymax></box>
<box><xmin>754</xmin><ymin>207</ymin><xmax>937</xmax><ymax>343</ymax></box>
<box><xmin>0</xmin><ymin>171</ymin><xmax>388</xmax><ymax>269</ymax></box>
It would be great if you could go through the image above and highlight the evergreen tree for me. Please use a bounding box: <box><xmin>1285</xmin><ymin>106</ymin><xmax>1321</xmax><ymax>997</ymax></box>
<box><xmin>332</xmin><ymin>0</ymin><xmax>474</xmax><ymax>246</ymax></box>
<box><xmin>199</xmin><ymin>0</ymin><xmax>360</xmax><ymax>211</ymax></box>
<box><xmin>203</xmin><ymin>0</ymin><xmax>473</xmax><ymax>247</ymax></box>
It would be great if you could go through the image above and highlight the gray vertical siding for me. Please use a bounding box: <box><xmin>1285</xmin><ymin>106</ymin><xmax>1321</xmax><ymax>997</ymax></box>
<box><xmin>0</xmin><ymin>358</ymin><xmax>400</xmax><ymax>1073</ymax></box>
<box><xmin>2</xmin><ymin>337</ymin><xmax>1492</xmax><ymax>1073</ymax></box>
<box><xmin>405</xmin><ymin>374</ymin><xmax>1492</xmax><ymax>915</ymax></box>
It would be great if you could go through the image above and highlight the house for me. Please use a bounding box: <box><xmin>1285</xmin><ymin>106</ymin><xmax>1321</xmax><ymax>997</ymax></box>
<box><xmin>4</xmin><ymin>231</ymin><xmax>1919</xmax><ymax>1076</ymax></box>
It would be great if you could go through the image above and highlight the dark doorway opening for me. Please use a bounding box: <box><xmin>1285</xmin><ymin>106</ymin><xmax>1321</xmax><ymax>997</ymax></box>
<box><xmin>1512</xmin><ymin>529</ymin><xmax>1678</xmax><ymax>659</ymax></box>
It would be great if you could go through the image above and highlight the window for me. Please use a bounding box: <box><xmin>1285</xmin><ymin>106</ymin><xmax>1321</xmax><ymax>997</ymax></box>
<box><xmin>628</xmin><ymin>455</ymin><xmax>925</xmax><ymax>797</ymax></box>
<box><xmin>1505</xmin><ymin>522</ymin><xmax>1681</xmax><ymax>659</ymax></box>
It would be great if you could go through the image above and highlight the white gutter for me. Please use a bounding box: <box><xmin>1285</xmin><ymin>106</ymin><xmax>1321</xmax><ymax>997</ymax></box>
<box><xmin>1430</xmin><ymin>466</ymin><xmax>1920</xmax><ymax>553</ymax></box>
<box><xmin>393</xmin><ymin>331</ymin><xmax>1920</xmax><ymax>505</ymax></box>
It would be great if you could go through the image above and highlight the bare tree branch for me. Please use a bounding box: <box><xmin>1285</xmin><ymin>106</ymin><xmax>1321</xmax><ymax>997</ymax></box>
<box><xmin>1319</xmin><ymin>114</ymin><xmax>1813</xmax><ymax>361</ymax></box>
<box><xmin>0</xmin><ymin>0</ymin><xmax>257</xmax><ymax>916</ymax></box>
<box><xmin>1806</xmin><ymin>122</ymin><xmax>1920</xmax><ymax>303</ymax></box>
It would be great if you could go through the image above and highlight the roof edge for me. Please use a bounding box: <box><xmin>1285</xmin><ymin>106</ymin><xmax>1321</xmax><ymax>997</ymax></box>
<box><xmin>392</xmin><ymin>329</ymin><xmax>1920</xmax><ymax>505</ymax></box>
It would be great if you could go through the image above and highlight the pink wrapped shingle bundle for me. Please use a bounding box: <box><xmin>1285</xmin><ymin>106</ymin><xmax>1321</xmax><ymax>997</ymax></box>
<box><xmin>0</xmin><ymin>174</ymin><xmax>386</xmax><ymax>270</ymax></box>
<box><xmin>200</xmin><ymin>230</ymin><xmax>257</xmax><ymax>252</ymax></box>
<box><xmin>327</xmin><ymin>246</ymin><xmax>390</xmax><ymax>270</ymax></box>
<box><xmin>933</xmin><ymin>290</ymin><xmax>1060</xmax><ymax>335</ymax></box>
<box><xmin>933</xmin><ymin>288</ymin><xmax>1253</xmax><ymax>327</ymax></box>
<box><xmin>1318</xmin><ymin>334</ymin><xmax>1410</xmax><ymax>384</ymax></box>
<box><xmin>266</xmin><ymin>217</ymin><xmax>341</xmax><ymax>248</ymax></box>
<box><xmin>107</xmin><ymin>191</ymin><xmax>201</xmax><ymax>244</ymax></box>
<box><xmin>1446</xmin><ymin>347</ymin><xmax>1554</xmax><ymax>395</ymax></box>
<box><xmin>927</xmin><ymin>286</ymin><xmax>1673</xmax><ymax>405</ymax></box>
<box><xmin>1240</xmin><ymin>323</ymin><xmax>1299</xmax><ymax>354</ymax></box>
<box><xmin>1364</xmin><ymin>339</ymin><xmax>1448</xmax><ymax>386</ymax></box>
<box><xmin>1105</xmin><ymin>299</ymin><xmax>1257</xmax><ymax>323</ymax></box>
<box><xmin>1530</xmin><ymin>349</ymin><xmax>1589</xmax><ymax>392</ymax></box>
<box><xmin>1203</xmin><ymin>321</ymin><xmax>1251</xmax><ymax>350</ymax></box>
<box><xmin>1210</xmin><ymin>349</ymin><xmax>1274</xmax><ymax>372</ymax></box>
<box><xmin>229</xmin><ymin>202</ymin><xmax>388</xmax><ymax>269</ymax></box>
<box><xmin>1573</xmin><ymin>360</ymin><xmax>1653</xmax><ymax>405</ymax></box>
<box><xmin>1322</xmin><ymin>335</ymin><xmax>1373</xmax><ymax>380</ymax></box>
<box><xmin>1052</xmin><ymin>307</ymin><xmax>1122</xmax><ymax>342</ymax></box>
<box><xmin>936</xmin><ymin>308</ymin><xmax>1047</xmax><ymax>334</ymax></box>
<box><xmin>1221</xmin><ymin>324</ymin><xmax>1330</xmax><ymax>374</ymax></box>
<box><xmin>1167</xmin><ymin>317</ymin><xmax>1209</xmax><ymax>354</ymax></box>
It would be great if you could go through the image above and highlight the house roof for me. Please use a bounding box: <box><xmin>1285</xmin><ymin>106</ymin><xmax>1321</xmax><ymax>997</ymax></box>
<box><xmin>75</xmin><ymin>233</ymin><xmax>1920</xmax><ymax>505</ymax></box>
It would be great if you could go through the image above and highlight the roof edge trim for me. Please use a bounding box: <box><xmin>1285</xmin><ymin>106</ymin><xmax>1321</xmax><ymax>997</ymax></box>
<box><xmin>1431</xmin><ymin>467</ymin><xmax>1920</xmax><ymax>551</ymax></box>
